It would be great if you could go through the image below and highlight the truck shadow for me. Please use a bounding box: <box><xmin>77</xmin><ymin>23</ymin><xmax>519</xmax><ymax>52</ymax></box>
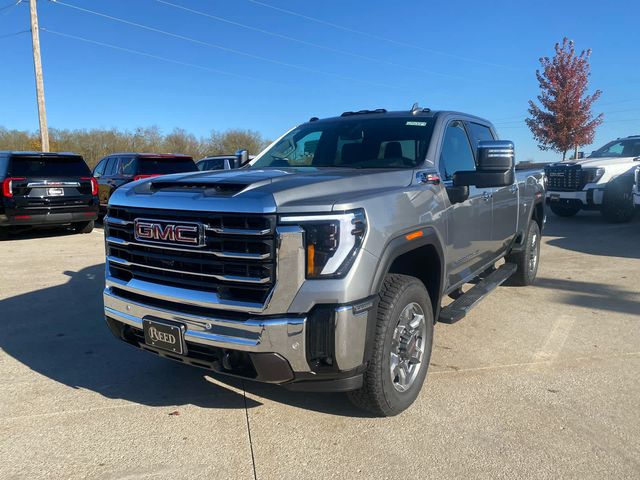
<box><xmin>533</xmin><ymin>277</ymin><xmax>640</xmax><ymax>316</ymax></box>
<box><xmin>2</xmin><ymin>225</ymin><xmax>82</xmax><ymax>241</ymax></box>
<box><xmin>0</xmin><ymin>264</ymin><xmax>370</xmax><ymax>417</ymax></box>
<box><xmin>543</xmin><ymin>211</ymin><xmax>640</xmax><ymax>259</ymax></box>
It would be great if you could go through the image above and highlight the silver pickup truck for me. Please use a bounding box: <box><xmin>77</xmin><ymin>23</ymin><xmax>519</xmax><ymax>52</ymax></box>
<box><xmin>103</xmin><ymin>106</ymin><xmax>546</xmax><ymax>416</ymax></box>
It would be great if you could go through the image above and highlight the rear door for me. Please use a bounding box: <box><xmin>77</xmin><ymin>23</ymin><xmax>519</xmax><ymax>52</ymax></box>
<box><xmin>7</xmin><ymin>154</ymin><xmax>93</xmax><ymax>210</ymax></box>
<box><xmin>467</xmin><ymin>121</ymin><xmax>518</xmax><ymax>254</ymax></box>
<box><xmin>439</xmin><ymin>120</ymin><xmax>495</xmax><ymax>288</ymax></box>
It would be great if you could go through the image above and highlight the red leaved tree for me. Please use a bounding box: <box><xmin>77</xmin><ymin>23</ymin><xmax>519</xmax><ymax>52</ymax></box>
<box><xmin>526</xmin><ymin>38</ymin><xmax>603</xmax><ymax>160</ymax></box>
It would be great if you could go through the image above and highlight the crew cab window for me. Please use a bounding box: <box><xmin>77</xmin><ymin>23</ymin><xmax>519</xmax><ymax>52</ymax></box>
<box><xmin>439</xmin><ymin>121</ymin><xmax>476</xmax><ymax>180</ymax></box>
<box><xmin>93</xmin><ymin>158</ymin><xmax>107</xmax><ymax>178</ymax></box>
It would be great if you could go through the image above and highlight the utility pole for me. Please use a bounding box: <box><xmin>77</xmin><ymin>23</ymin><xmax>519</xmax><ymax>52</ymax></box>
<box><xmin>29</xmin><ymin>0</ymin><xmax>49</xmax><ymax>152</ymax></box>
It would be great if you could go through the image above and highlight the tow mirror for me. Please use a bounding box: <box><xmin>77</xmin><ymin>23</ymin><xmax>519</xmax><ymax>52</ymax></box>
<box><xmin>453</xmin><ymin>140</ymin><xmax>515</xmax><ymax>188</ymax></box>
<box><xmin>477</xmin><ymin>140</ymin><xmax>515</xmax><ymax>171</ymax></box>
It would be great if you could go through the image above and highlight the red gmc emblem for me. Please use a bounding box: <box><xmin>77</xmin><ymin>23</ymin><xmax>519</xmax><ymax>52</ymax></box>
<box><xmin>134</xmin><ymin>218</ymin><xmax>203</xmax><ymax>246</ymax></box>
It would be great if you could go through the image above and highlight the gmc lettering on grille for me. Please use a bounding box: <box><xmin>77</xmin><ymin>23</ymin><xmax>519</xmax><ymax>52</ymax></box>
<box><xmin>134</xmin><ymin>219</ymin><xmax>202</xmax><ymax>246</ymax></box>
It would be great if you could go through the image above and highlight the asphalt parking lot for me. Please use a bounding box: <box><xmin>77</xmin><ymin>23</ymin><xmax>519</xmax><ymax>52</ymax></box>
<box><xmin>1</xmin><ymin>213</ymin><xmax>639</xmax><ymax>479</ymax></box>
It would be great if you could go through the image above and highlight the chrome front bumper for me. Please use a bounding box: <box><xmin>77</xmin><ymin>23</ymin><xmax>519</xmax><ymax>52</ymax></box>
<box><xmin>104</xmin><ymin>287</ymin><xmax>310</xmax><ymax>372</ymax></box>
<box><xmin>104</xmin><ymin>287</ymin><xmax>371</xmax><ymax>375</ymax></box>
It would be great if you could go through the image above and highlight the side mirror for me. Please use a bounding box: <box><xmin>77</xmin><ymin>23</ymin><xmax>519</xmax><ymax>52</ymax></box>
<box><xmin>235</xmin><ymin>149</ymin><xmax>249</xmax><ymax>166</ymax></box>
<box><xmin>477</xmin><ymin>140</ymin><xmax>515</xmax><ymax>171</ymax></box>
<box><xmin>453</xmin><ymin>140</ymin><xmax>515</xmax><ymax>188</ymax></box>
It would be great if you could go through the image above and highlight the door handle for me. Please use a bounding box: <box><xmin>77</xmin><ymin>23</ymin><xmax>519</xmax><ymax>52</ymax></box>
<box><xmin>510</xmin><ymin>184</ymin><xmax>518</xmax><ymax>194</ymax></box>
<box><xmin>482</xmin><ymin>191</ymin><xmax>492</xmax><ymax>201</ymax></box>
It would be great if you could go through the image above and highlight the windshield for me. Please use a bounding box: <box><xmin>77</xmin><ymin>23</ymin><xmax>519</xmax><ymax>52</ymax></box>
<box><xmin>590</xmin><ymin>138</ymin><xmax>640</xmax><ymax>158</ymax></box>
<box><xmin>249</xmin><ymin>117</ymin><xmax>435</xmax><ymax>169</ymax></box>
<box><xmin>138</xmin><ymin>157</ymin><xmax>197</xmax><ymax>175</ymax></box>
<box><xmin>9</xmin><ymin>155</ymin><xmax>90</xmax><ymax>177</ymax></box>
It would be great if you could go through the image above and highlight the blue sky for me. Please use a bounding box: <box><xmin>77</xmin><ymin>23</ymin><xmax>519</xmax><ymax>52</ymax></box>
<box><xmin>1</xmin><ymin>0</ymin><xmax>639</xmax><ymax>161</ymax></box>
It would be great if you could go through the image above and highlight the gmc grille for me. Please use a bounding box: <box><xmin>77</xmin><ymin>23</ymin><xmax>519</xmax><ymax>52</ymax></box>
<box><xmin>545</xmin><ymin>164</ymin><xmax>585</xmax><ymax>191</ymax></box>
<box><xmin>105</xmin><ymin>206</ymin><xmax>276</xmax><ymax>304</ymax></box>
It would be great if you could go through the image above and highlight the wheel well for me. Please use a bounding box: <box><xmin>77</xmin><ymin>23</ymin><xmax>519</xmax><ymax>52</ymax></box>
<box><xmin>387</xmin><ymin>244</ymin><xmax>441</xmax><ymax>319</ymax></box>
<box><xmin>532</xmin><ymin>201</ymin><xmax>544</xmax><ymax>231</ymax></box>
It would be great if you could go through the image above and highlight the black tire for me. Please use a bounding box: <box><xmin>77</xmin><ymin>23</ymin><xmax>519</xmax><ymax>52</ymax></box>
<box><xmin>600</xmin><ymin>186</ymin><xmax>635</xmax><ymax>223</ymax></box>
<box><xmin>549</xmin><ymin>202</ymin><xmax>580</xmax><ymax>217</ymax></box>
<box><xmin>505</xmin><ymin>220</ymin><xmax>541</xmax><ymax>286</ymax></box>
<box><xmin>74</xmin><ymin>220</ymin><xmax>95</xmax><ymax>234</ymax></box>
<box><xmin>347</xmin><ymin>274</ymin><xmax>434</xmax><ymax>417</ymax></box>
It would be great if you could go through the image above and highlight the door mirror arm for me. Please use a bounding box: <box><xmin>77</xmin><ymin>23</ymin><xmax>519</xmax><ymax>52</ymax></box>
<box><xmin>445</xmin><ymin>184</ymin><xmax>470</xmax><ymax>204</ymax></box>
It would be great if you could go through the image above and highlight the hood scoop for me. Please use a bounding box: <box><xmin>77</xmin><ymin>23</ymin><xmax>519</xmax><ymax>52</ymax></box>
<box><xmin>149</xmin><ymin>179</ymin><xmax>248</xmax><ymax>195</ymax></box>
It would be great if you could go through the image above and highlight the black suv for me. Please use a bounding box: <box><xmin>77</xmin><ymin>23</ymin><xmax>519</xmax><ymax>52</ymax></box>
<box><xmin>93</xmin><ymin>153</ymin><xmax>197</xmax><ymax>211</ymax></box>
<box><xmin>0</xmin><ymin>151</ymin><xmax>99</xmax><ymax>238</ymax></box>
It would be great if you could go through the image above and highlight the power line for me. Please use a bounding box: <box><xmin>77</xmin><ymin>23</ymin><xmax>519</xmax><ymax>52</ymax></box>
<box><xmin>0</xmin><ymin>0</ymin><xmax>23</xmax><ymax>14</ymax></box>
<box><xmin>0</xmin><ymin>28</ymin><xmax>29</xmax><ymax>39</ymax></box>
<box><xmin>48</xmin><ymin>0</ymin><xmax>404</xmax><ymax>90</ymax></box>
<box><xmin>0</xmin><ymin>0</ymin><xmax>21</xmax><ymax>11</ymax></box>
<box><xmin>156</xmin><ymin>0</ymin><xmax>467</xmax><ymax>81</ymax></box>
<box><xmin>40</xmin><ymin>28</ymin><xmax>297</xmax><ymax>88</ymax></box>
<box><xmin>246</xmin><ymin>0</ymin><xmax>523</xmax><ymax>71</ymax></box>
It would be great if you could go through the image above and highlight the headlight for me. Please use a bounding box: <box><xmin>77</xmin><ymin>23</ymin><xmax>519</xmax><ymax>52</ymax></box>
<box><xmin>280</xmin><ymin>209</ymin><xmax>367</xmax><ymax>279</ymax></box>
<box><xmin>583</xmin><ymin>167</ymin><xmax>605</xmax><ymax>184</ymax></box>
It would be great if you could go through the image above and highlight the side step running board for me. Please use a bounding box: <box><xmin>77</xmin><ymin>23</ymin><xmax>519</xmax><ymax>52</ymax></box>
<box><xmin>438</xmin><ymin>263</ymin><xmax>517</xmax><ymax>324</ymax></box>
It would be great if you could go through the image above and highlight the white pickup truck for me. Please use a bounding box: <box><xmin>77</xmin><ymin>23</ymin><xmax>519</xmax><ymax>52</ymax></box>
<box><xmin>545</xmin><ymin>135</ymin><xmax>640</xmax><ymax>222</ymax></box>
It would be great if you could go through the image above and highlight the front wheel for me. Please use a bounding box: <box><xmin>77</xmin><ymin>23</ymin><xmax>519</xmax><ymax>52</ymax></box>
<box><xmin>347</xmin><ymin>274</ymin><xmax>434</xmax><ymax>416</ymax></box>
<box><xmin>601</xmin><ymin>187</ymin><xmax>635</xmax><ymax>223</ymax></box>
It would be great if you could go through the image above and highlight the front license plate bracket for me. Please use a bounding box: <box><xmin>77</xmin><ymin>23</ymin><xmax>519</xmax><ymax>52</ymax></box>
<box><xmin>142</xmin><ymin>318</ymin><xmax>186</xmax><ymax>355</ymax></box>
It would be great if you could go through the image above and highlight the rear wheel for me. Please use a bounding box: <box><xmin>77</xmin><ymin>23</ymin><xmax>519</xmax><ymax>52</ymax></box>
<box><xmin>549</xmin><ymin>202</ymin><xmax>580</xmax><ymax>217</ymax></box>
<box><xmin>347</xmin><ymin>274</ymin><xmax>433</xmax><ymax>416</ymax></box>
<box><xmin>601</xmin><ymin>187</ymin><xmax>635</xmax><ymax>223</ymax></box>
<box><xmin>74</xmin><ymin>220</ymin><xmax>94</xmax><ymax>234</ymax></box>
<box><xmin>505</xmin><ymin>220</ymin><xmax>541</xmax><ymax>286</ymax></box>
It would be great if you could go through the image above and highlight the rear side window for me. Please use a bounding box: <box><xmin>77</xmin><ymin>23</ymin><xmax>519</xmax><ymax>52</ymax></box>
<box><xmin>9</xmin><ymin>155</ymin><xmax>91</xmax><ymax>177</ymax></box>
<box><xmin>120</xmin><ymin>156</ymin><xmax>136</xmax><ymax>175</ymax></box>
<box><xmin>138</xmin><ymin>157</ymin><xmax>197</xmax><ymax>175</ymax></box>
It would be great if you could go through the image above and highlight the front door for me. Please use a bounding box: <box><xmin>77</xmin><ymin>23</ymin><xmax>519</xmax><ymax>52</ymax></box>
<box><xmin>439</xmin><ymin>120</ymin><xmax>494</xmax><ymax>289</ymax></box>
<box><xmin>465</xmin><ymin>121</ymin><xmax>518</xmax><ymax>254</ymax></box>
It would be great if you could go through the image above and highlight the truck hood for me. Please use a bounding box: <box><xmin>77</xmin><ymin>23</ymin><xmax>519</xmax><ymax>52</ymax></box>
<box><xmin>561</xmin><ymin>156</ymin><xmax>640</xmax><ymax>169</ymax></box>
<box><xmin>109</xmin><ymin>167</ymin><xmax>415</xmax><ymax>214</ymax></box>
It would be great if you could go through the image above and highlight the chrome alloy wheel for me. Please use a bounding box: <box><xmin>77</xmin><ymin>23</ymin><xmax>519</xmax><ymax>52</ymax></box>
<box><xmin>390</xmin><ymin>302</ymin><xmax>427</xmax><ymax>393</ymax></box>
